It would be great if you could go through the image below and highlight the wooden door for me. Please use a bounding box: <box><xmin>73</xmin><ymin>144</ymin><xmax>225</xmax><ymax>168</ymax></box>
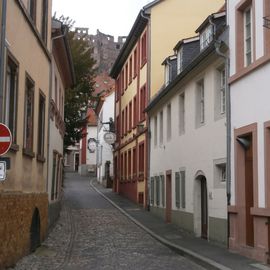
<box><xmin>201</xmin><ymin>177</ymin><xmax>208</xmax><ymax>239</ymax></box>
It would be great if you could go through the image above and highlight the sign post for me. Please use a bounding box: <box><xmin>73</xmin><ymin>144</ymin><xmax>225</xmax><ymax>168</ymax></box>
<box><xmin>0</xmin><ymin>161</ymin><xmax>6</xmax><ymax>181</ymax></box>
<box><xmin>0</xmin><ymin>123</ymin><xmax>12</xmax><ymax>156</ymax></box>
<box><xmin>0</xmin><ymin>123</ymin><xmax>12</xmax><ymax>181</ymax></box>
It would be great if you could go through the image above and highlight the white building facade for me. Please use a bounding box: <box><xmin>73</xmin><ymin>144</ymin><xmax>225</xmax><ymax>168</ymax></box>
<box><xmin>227</xmin><ymin>0</ymin><xmax>270</xmax><ymax>263</ymax></box>
<box><xmin>147</xmin><ymin>12</ymin><xmax>228</xmax><ymax>244</ymax></box>
<box><xmin>96</xmin><ymin>91</ymin><xmax>115</xmax><ymax>186</ymax></box>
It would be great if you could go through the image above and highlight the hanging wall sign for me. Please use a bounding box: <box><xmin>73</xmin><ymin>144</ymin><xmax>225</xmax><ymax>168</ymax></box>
<box><xmin>103</xmin><ymin>132</ymin><xmax>116</xmax><ymax>145</ymax></box>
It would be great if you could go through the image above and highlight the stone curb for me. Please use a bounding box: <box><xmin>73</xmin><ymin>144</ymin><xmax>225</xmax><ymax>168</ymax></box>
<box><xmin>90</xmin><ymin>181</ymin><xmax>231</xmax><ymax>270</ymax></box>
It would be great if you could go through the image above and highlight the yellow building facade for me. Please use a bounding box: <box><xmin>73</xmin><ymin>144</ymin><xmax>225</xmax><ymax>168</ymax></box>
<box><xmin>111</xmin><ymin>0</ymin><xmax>224</xmax><ymax>208</ymax></box>
<box><xmin>0</xmin><ymin>0</ymin><xmax>52</xmax><ymax>267</ymax></box>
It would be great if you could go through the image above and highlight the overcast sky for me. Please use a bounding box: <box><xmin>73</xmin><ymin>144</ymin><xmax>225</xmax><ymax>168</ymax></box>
<box><xmin>52</xmin><ymin>0</ymin><xmax>153</xmax><ymax>38</ymax></box>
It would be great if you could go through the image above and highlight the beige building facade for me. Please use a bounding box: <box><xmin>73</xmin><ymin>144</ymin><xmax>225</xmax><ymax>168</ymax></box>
<box><xmin>0</xmin><ymin>0</ymin><xmax>52</xmax><ymax>268</ymax></box>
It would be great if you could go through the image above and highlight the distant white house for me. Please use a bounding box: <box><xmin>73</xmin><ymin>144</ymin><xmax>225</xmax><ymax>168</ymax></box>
<box><xmin>147</xmin><ymin>11</ymin><xmax>228</xmax><ymax>244</ymax></box>
<box><xmin>79</xmin><ymin>108</ymin><xmax>97</xmax><ymax>176</ymax></box>
<box><xmin>96</xmin><ymin>90</ymin><xmax>115</xmax><ymax>187</ymax></box>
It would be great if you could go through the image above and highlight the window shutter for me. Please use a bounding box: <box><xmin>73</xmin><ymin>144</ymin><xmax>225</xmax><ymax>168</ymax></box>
<box><xmin>175</xmin><ymin>172</ymin><xmax>180</xmax><ymax>208</ymax></box>
<box><xmin>180</xmin><ymin>170</ymin><xmax>186</xmax><ymax>208</ymax></box>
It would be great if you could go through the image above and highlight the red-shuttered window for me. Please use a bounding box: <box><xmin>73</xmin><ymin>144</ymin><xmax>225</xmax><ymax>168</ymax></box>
<box><xmin>128</xmin><ymin>150</ymin><xmax>131</xmax><ymax>179</ymax></box>
<box><xmin>116</xmin><ymin>76</ymin><xmax>120</xmax><ymax>101</ymax></box>
<box><xmin>133</xmin><ymin>95</ymin><xmax>137</xmax><ymax>127</ymax></box>
<box><xmin>114</xmin><ymin>156</ymin><xmax>118</xmax><ymax>179</ymax></box>
<box><xmin>121</xmin><ymin>70</ymin><xmax>124</xmax><ymax>95</ymax></box>
<box><xmin>125</xmin><ymin>106</ymin><xmax>128</xmax><ymax>135</ymax></box>
<box><xmin>125</xmin><ymin>64</ymin><xmax>128</xmax><ymax>90</ymax></box>
<box><xmin>124</xmin><ymin>152</ymin><xmax>127</xmax><ymax>180</ymax></box>
<box><xmin>116</xmin><ymin>115</ymin><xmax>120</xmax><ymax>141</ymax></box>
<box><xmin>129</xmin><ymin>57</ymin><xmax>132</xmax><ymax>84</ymax></box>
<box><xmin>134</xmin><ymin>47</ymin><xmax>138</xmax><ymax>78</ymax></box>
<box><xmin>121</xmin><ymin>110</ymin><xmax>124</xmax><ymax>137</ymax></box>
<box><xmin>139</xmin><ymin>142</ymin><xmax>145</xmax><ymax>179</ymax></box>
<box><xmin>140</xmin><ymin>85</ymin><xmax>146</xmax><ymax>121</ymax></box>
<box><xmin>133</xmin><ymin>147</ymin><xmax>137</xmax><ymax>178</ymax></box>
<box><xmin>129</xmin><ymin>101</ymin><xmax>132</xmax><ymax>131</ymax></box>
<box><xmin>121</xmin><ymin>153</ymin><xmax>123</xmax><ymax>181</ymax></box>
<box><xmin>141</xmin><ymin>32</ymin><xmax>147</xmax><ymax>66</ymax></box>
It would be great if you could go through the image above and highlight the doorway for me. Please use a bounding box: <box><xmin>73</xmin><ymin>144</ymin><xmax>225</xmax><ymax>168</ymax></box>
<box><xmin>201</xmin><ymin>176</ymin><xmax>208</xmax><ymax>239</ymax></box>
<box><xmin>30</xmin><ymin>208</ymin><xmax>41</xmax><ymax>252</ymax></box>
<box><xmin>237</xmin><ymin>134</ymin><xmax>254</xmax><ymax>247</ymax></box>
<box><xmin>194</xmin><ymin>173</ymin><xmax>208</xmax><ymax>239</ymax></box>
<box><xmin>75</xmin><ymin>153</ymin><xmax>79</xmax><ymax>171</ymax></box>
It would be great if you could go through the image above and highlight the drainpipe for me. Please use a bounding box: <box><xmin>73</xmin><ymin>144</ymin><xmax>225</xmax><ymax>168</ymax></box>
<box><xmin>141</xmin><ymin>8</ymin><xmax>151</xmax><ymax>210</ymax></box>
<box><xmin>0</xmin><ymin>0</ymin><xmax>7</xmax><ymax>122</ymax></box>
<box><xmin>215</xmin><ymin>39</ymin><xmax>231</xmax><ymax>248</ymax></box>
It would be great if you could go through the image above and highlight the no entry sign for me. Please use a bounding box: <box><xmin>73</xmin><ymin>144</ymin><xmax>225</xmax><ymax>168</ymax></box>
<box><xmin>0</xmin><ymin>123</ymin><xmax>12</xmax><ymax>156</ymax></box>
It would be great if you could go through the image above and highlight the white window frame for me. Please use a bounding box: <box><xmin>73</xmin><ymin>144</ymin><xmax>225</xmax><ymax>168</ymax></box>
<box><xmin>220</xmin><ymin>68</ymin><xmax>226</xmax><ymax>114</ymax></box>
<box><xmin>159</xmin><ymin>110</ymin><xmax>163</xmax><ymax>145</ymax></box>
<box><xmin>200</xmin><ymin>25</ymin><xmax>213</xmax><ymax>50</ymax></box>
<box><xmin>177</xmin><ymin>47</ymin><xmax>183</xmax><ymax>74</ymax></box>
<box><xmin>154</xmin><ymin>115</ymin><xmax>157</xmax><ymax>147</ymax></box>
<box><xmin>165</xmin><ymin>64</ymin><xmax>170</xmax><ymax>86</ymax></box>
<box><xmin>167</xmin><ymin>103</ymin><xmax>171</xmax><ymax>141</ymax></box>
<box><xmin>179</xmin><ymin>93</ymin><xmax>185</xmax><ymax>135</ymax></box>
<box><xmin>244</xmin><ymin>6</ymin><xmax>252</xmax><ymax>66</ymax></box>
<box><xmin>198</xmin><ymin>80</ymin><xmax>205</xmax><ymax>124</ymax></box>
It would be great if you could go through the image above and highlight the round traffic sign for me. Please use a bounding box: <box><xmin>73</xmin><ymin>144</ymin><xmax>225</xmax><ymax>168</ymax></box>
<box><xmin>0</xmin><ymin>123</ymin><xmax>12</xmax><ymax>156</ymax></box>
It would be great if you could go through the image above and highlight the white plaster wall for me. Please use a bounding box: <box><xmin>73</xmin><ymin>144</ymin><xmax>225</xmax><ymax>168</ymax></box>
<box><xmin>255</xmin><ymin>0</ymin><xmax>264</xmax><ymax>60</ymax></box>
<box><xmin>230</xmin><ymin>62</ymin><xmax>270</xmax><ymax>207</ymax></box>
<box><xmin>97</xmin><ymin>92</ymin><xmax>115</xmax><ymax>181</ymax></box>
<box><xmin>86</xmin><ymin>125</ymin><xmax>97</xmax><ymax>166</ymax></box>
<box><xmin>150</xmin><ymin>60</ymin><xmax>227</xmax><ymax>222</ymax></box>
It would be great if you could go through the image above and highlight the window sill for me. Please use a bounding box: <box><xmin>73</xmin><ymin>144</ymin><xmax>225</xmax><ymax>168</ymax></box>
<box><xmin>10</xmin><ymin>144</ymin><xmax>19</xmax><ymax>152</ymax></box>
<box><xmin>23</xmin><ymin>148</ymin><xmax>35</xmax><ymax>159</ymax></box>
<box><xmin>37</xmin><ymin>155</ymin><xmax>46</xmax><ymax>163</ymax></box>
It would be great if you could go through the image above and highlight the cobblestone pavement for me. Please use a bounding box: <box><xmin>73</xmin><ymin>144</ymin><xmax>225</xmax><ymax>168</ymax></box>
<box><xmin>10</xmin><ymin>173</ymin><xmax>206</xmax><ymax>270</ymax></box>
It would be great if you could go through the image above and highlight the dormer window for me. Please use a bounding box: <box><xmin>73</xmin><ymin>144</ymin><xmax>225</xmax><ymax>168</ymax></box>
<box><xmin>177</xmin><ymin>47</ymin><xmax>183</xmax><ymax>74</ymax></box>
<box><xmin>164</xmin><ymin>64</ymin><xmax>170</xmax><ymax>86</ymax></box>
<box><xmin>200</xmin><ymin>24</ymin><xmax>213</xmax><ymax>50</ymax></box>
<box><xmin>163</xmin><ymin>56</ymin><xmax>177</xmax><ymax>87</ymax></box>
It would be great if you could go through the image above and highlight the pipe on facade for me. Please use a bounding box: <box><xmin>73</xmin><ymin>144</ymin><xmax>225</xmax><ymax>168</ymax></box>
<box><xmin>0</xmin><ymin>0</ymin><xmax>7</xmax><ymax>122</ymax></box>
<box><xmin>141</xmin><ymin>8</ymin><xmax>151</xmax><ymax>210</ymax></box>
<box><xmin>214</xmin><ymin>39</ymin><xmax>231</xmax><ymax>248</ymax></box>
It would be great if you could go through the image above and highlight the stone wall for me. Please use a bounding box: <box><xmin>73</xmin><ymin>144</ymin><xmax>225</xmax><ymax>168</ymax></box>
<box><xmin>0</xmin><ymin>192</ymin><xmax>48</xmax><ymax>268</ymax></box>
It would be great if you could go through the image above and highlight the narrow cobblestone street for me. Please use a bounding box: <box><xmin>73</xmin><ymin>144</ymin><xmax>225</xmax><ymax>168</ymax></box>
<box><xmin>10</xmin><ymin>173</ymin><xmax>206</xmax><ymax>270</ymax></box>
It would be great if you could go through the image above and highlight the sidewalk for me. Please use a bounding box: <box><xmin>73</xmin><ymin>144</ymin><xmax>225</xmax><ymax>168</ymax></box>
<box><xmin>90</xmin><ymin>179</ymin><xmax>270</xmax><ymax>270</ymax></box>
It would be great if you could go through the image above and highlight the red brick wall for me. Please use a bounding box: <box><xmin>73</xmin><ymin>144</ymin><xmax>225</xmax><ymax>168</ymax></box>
<box><xmin>0</xmin><ymin>193</ymin><xmax>48</xmax><ymax>268</ymax></box>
